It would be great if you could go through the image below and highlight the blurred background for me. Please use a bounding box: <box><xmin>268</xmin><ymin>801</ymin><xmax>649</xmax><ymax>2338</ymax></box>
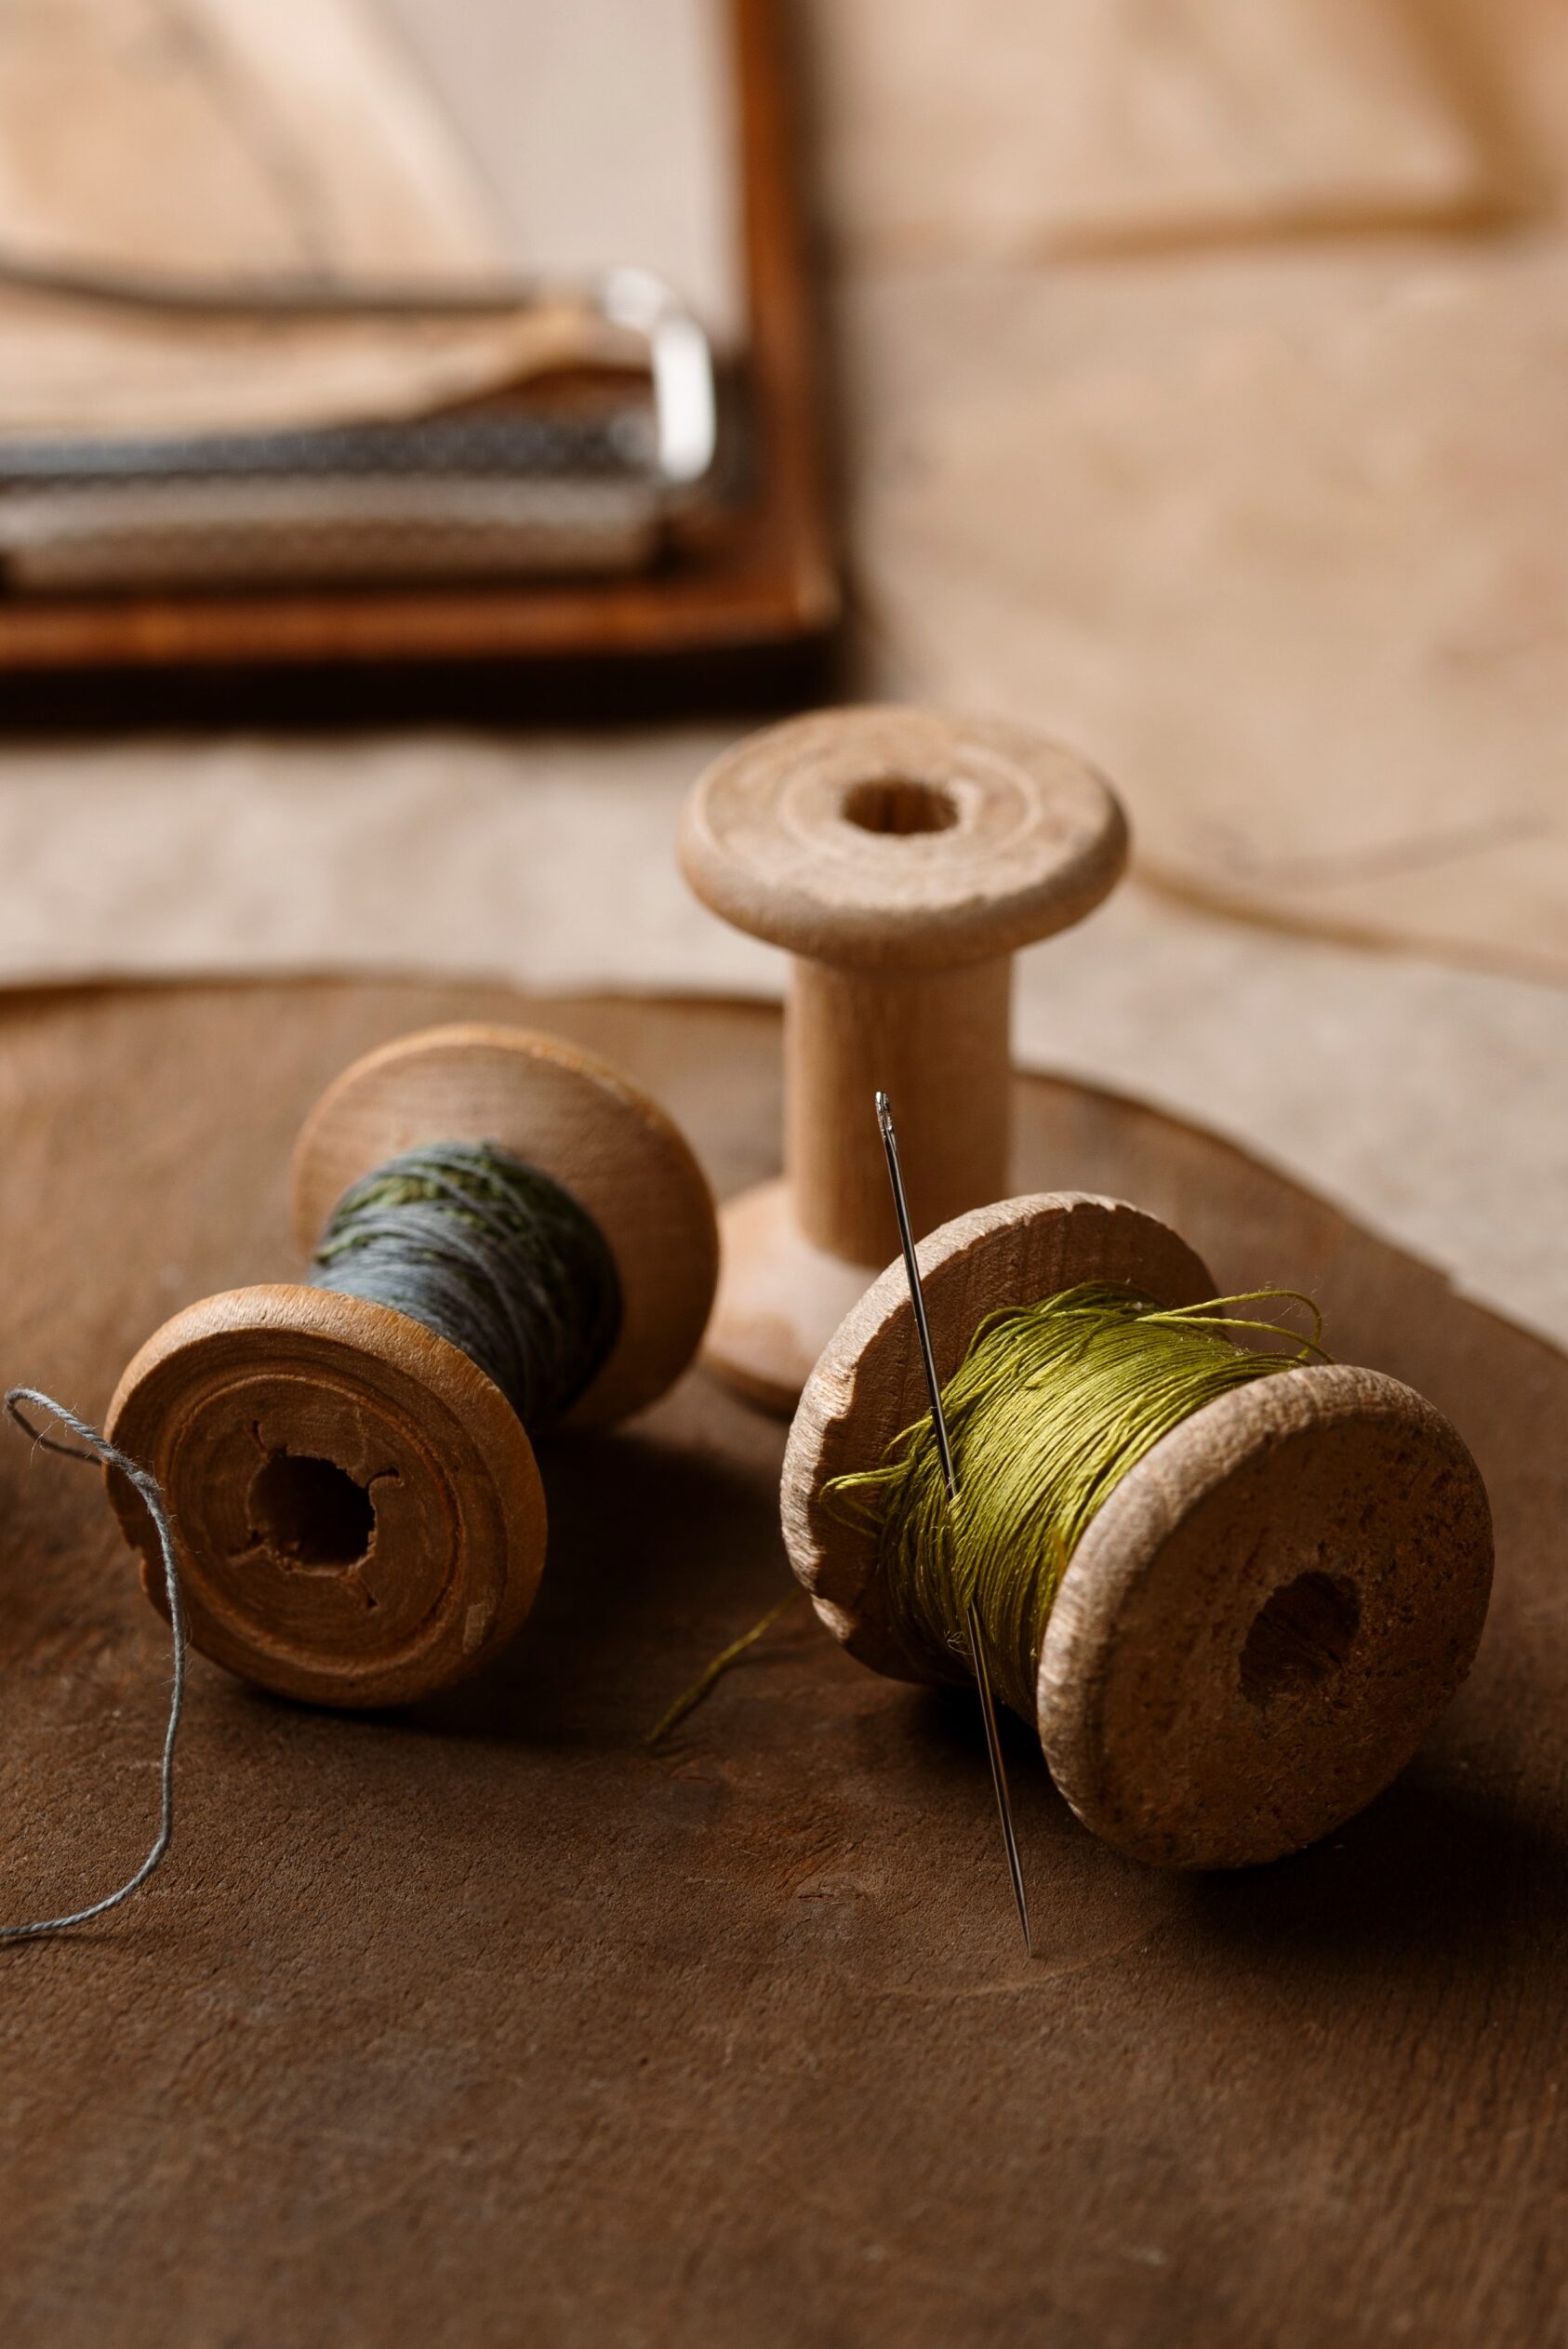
<box><xmin>0</xmin><ymin>0</ymin><xmax>1563</xmax><ymax>1332</ymax></box>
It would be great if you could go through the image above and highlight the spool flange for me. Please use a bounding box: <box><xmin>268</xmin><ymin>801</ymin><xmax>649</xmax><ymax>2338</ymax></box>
<box><xmin>782</xmin><ymin>1193</ymin><xmax>1494</xmax><ymax>1868</ymax></box>
<box><xmin>106</xmin><ymin>1024</ymin><xmax>719</xmax><ymax>1708</ymax></box>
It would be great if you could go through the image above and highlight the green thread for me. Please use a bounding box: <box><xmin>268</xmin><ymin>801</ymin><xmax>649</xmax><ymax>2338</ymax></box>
<box><xmin>643</xmin><ymin>1589</ymin><xmax>804</xmax><ymax>1747</ymax></box>
<box><xmin>310</xmin><ymin>1140</ymin><xmax>621</xmax><ymax>1427</ymax></box>
<box><xmin>824</xmin><ymin>1282</ymin><xmax>1328</xmax><ymax>1721</ymax></box>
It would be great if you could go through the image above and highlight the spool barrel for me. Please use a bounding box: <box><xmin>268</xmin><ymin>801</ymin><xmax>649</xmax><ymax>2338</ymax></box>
<box><xmin>681</xmin><ymin>707</ymin><xmax>1127</xmax><ymax>1412</ymax></box>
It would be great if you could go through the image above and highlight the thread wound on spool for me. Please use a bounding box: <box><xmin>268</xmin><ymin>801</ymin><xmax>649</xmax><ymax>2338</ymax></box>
<box><xmin>309</xmin><ymin>1141</ymin><xmax>622</xmax><ymax>1429</ymax></box>
<box><xmin>824</xmin><ymin>1282</ymin><xmax>1328</xmax><ymax>1721</ymax></box>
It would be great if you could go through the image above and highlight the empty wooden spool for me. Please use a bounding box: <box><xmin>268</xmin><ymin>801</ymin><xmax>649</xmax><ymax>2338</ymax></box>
<box><xmin>680</xmin><ymin>706</ymin><xmax>1127</xmax><ymax>1413</ymax></box>
<box><xmin>781</xmin><ymin>1193</ymin><xmax>1494</xmax><ymax>1869</ymax></box>
<box><xmin>105</xmin><ymin>1025</ymin><xmax>718</xmax><ymax>1710</ymax></box>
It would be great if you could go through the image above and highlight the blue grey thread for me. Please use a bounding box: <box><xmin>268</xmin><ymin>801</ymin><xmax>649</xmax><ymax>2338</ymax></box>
<box><xmin>307</xmin><ymin>1141</ymin><xmax>621</xmax><ymax>1428</ymax></box>
<box><xmin>2</xmin><ymin>1387</ymin><xmax>185</xmax><ymax>1943</ymax></box>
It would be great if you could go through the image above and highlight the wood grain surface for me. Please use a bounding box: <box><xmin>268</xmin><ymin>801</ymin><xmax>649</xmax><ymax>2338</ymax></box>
<box><xmin>1</xmin><ymin>977</ymin><xmax>1564</xmax><ymax>2347</ymax></box>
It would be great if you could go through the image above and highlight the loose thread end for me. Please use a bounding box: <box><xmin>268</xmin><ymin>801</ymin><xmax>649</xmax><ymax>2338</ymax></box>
<box><xmin>1</xmin><ymin>1388</ymin><xmax>186</xmax><ymax>1945</ymax></box>
<box><xmin>6</xmin><ymin>1386</ymin><xmax>104</xmax><ymax>1465</ymax></box>
<box><xmin>643</xmin><ymin>1589</ymin><xmax>805</xmax><ymax>1749</ymax></box>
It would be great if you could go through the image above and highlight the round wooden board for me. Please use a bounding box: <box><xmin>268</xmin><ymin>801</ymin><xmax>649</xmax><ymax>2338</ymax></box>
<box><xmin>1</xmin><ymin>976</ymin><xmax>1563</xmax><ymax>2349</ymax></box>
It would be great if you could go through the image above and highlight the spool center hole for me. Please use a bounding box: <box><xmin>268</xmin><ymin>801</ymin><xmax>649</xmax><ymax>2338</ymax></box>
<box><xmin>1240</xmin><ymin>1570</ymin><xmax>1359</xmax><ymax>1705</ymax></box>
<box><xmin>841</xmin><ymin>777</ymin><xmax>959</xmax><ymax>836</ymax></box>
<box><xmin>248</xmin><ymin>1452</ymin><xmax>375</xmax><ymax>1573</ymax></box>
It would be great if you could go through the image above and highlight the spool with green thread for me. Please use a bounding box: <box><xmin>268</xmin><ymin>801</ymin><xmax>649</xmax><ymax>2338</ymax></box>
<box><xmin>782</xmin><ymin>1192</ymin><xmax>1494</xmax><ymax>1869</ymax></box>
<box><xmin>105</xmin><ymin>1024</ymin><xmax>719</xmax><ymax>1711</ymax></box>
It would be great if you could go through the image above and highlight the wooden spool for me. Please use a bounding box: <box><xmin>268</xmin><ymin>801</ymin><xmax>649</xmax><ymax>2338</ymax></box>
<box><xmin>782</xmin><ymin>1193</ymin><xmax>1494</xmax><ymax>1869</ymax></box>
<box><xmin>104</xmin><ymin>1025</ymin><xmax>718</xmax><ymax>1710</ymax></box>
<box><xmin>680</xmin><ymin>705</ymin><xmax>1127</xmax><ymax>1412</ymax></box>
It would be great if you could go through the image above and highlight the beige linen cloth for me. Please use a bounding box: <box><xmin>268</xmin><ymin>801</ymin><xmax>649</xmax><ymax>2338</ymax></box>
<box><xmin>0</xmin><ymin>0</ymin><xmax>740</xmax><ymax>436</ymax></box>
<box><xmin>847</xmin><ymin>237</ymin><xmax>1568</xmax><ymax>981</ymax></box>
<box><xmin>0</xmin><ymin>0</ymin><xmax>541</xmax><ymax>436</ymax></box>
<box><xmin>809</xmin><ymin>0</ymin><xmax>1490</xmax><ymax>259</ymax></box>
<box><xmin>0</xmin><ymin>0</ymin><xmax>1564</xmax><ymax>1345</ymax></box>
<box><xmin>819</xmin><ymin>0</ymin><xmax>1568</xmax><ymax>980</ymax></box>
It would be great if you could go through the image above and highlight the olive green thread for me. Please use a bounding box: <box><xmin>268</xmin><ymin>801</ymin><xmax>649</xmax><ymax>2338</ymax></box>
<box><xmin>310</xmin><ymin>1140</ymin><xmax>621</xmax><ymax>1428</ymax></box>
<box><xmin>643</xmin><ymin>1589</ymin><xmax>804</xmax><ymax>1747</ymax></box>
<box><xmin>824</xmin><ymin>1282</ymin><xmax>1329</xmax><ymax>1722</ymax></box>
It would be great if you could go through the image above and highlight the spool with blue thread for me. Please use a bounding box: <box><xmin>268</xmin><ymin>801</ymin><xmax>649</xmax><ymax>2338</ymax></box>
<box><xmin>105</xmin><ymin>1025</ymin><xmax>718</xmax><ymax>1709</ymax></box>
<box><xmin>782</xmin><ymin>1192</ymin><xmax>1493</xmax><ymax>1869</ymax></box>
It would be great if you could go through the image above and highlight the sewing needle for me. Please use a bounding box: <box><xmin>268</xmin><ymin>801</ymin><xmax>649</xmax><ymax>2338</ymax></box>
<box><xmin>874</xmin><ymin>1091</ymin><xmax>1032</xmax><ymax>1955</ymax></box>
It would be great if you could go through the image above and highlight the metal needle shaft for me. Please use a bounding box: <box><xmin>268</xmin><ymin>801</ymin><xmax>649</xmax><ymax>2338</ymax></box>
<box><xmin>876</xmin><ymin>1092</ymin><xmax>956</xmax><ymax>1501</ymax></box>
<box><xmin>874</xmin><ymin>1091</ymin><xmax>1031</xmax><ymax>1955</ymax></box>
<box><xmin>966</xmin><ymin>1597</ymin><xmax>1031</xmax><ymax>1956</ymax></box>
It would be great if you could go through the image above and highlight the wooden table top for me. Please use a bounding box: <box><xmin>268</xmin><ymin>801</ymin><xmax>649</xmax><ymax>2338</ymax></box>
<box><xmin>1</xmin><ymin>978</ymin><xmax>1563</xmax><ymax>2348</ymax></box>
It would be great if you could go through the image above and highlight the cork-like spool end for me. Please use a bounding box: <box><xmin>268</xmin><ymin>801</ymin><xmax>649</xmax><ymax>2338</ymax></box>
<box><xmin>1040</xmin><ymin>1362</ymin><xmax>1494</xmax><ymax>1866</ymax></box>
<box><xmin>680</xmin><ymin>708</ymin><xmax>1129</xmax><ymax>1413</ymax></box>
<box><xmin>783</xmin><ymin>1194</ymin><xmax>1495</xmax><ymax>1869</ymax></box>
<box><xmin>679</xmin><ymin>705</ymin><xmax>1127</xmax><ymax>970</ymax></box>
<box><xmin>290</xmin><ymin>1023</ymin><xmax>719</xmax><ymax>1427</ymax></box>
<box><xmin>105</xmin><ymin>1285</ymin><xmax>547</xmax><ymax>1708</ymax></box>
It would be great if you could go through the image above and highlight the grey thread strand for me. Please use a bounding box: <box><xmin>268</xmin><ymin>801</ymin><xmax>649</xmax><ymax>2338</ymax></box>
<box><xmin>308</xmin><ymin>1141</ymin><xmax>621</xmax><ymax>1428</ymax></box>
<box><xmin>2</xmin><ymin>1388</ymin><xmax>186</xmax><ymax>1943</ymax></box>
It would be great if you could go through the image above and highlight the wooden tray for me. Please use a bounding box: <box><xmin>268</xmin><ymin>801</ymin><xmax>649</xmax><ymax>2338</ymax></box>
<box><xmin>1</xmin><ymin>978</ymin><xmax>1562</xmax><ymax>2345</ymax></box>
<box><xmin>0</xmin><ymin>0</ymin><xmax>835</xmax><ymax>698</ymax></box>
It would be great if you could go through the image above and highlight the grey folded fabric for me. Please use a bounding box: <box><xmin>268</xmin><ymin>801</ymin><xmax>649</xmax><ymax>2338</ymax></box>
<box><xmin>0</xmin><ymin>471</ymin><xmax>661</xmax><ymax>590</ymax></box>
<box><xmin>0</xmin><ymin>405</ymin><xmax>657</xmax><ymax>483</ymax></box>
